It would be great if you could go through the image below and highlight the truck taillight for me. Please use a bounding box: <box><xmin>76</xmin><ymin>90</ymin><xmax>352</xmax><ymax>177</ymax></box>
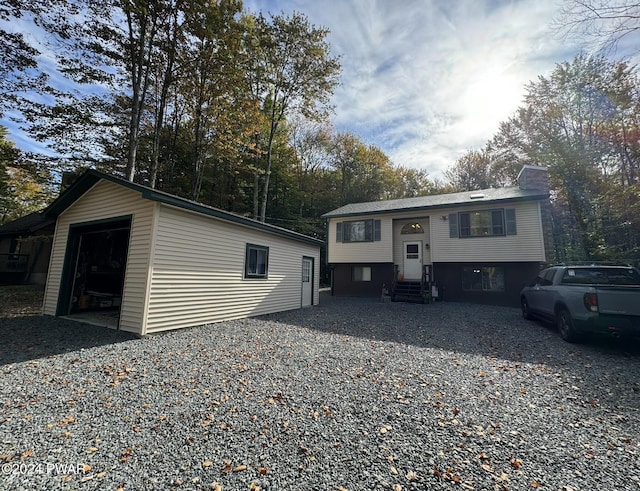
<box><xmin>584</xmin><ymin>292</ymin><xmax>598</xmax><ymax>312</ymax></box>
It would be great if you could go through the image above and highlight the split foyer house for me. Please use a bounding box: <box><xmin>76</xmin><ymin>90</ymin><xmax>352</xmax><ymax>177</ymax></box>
<box><xmin>42</xmin><ymin>170</ymin><xmax>321</xmax><ymax>336</ymax></box>
<box><xmin>322</xmin><ymin>165</ymin><xmax>552</xmax><ymax>306</ymax></box>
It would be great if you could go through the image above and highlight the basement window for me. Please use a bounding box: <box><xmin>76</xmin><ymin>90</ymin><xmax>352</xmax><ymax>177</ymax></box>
<box><xmin>352</xmin><ymin>266</ymin><xmax>371</xmax><ymax>282</ymax></box>
<box><xmin>462</xmin><ymin>267</ymin><xmax>505</xmax><ymax>291</ymax></box>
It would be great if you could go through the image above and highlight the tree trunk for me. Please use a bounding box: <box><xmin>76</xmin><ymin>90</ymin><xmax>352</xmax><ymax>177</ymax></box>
<box><xmin>252</xmin><ymin>171</ymin><xmax>260</xmax><ymax>220</ymax></box>
<box><xmin>259</xmin><ymin>149</ymin><xmax>272</xmax><ymax>222</ymax></box>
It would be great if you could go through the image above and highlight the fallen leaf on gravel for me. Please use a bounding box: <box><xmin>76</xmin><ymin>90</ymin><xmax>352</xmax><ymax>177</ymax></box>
<box><xmin>58</xmin><ymin>416</ymin><xmax>75</xmax><ymax>427</ymax></box>
<box><xmin>510</xmin><ymin>458</ymin><xmax>523</xmax><ymax>469</ymax></box>
<box><xmin>210</xmin><ymin>482</ymin><xmax>222</xmax><ymax>490</ymax></box>
<box><xmin>478</xmin><ymin>372</ymin><xmax>486</xmax><ymax>377</ymax></box>
<box><xmin>257</xmin><ymin>466</ymin><xmax>269</xmax><ymax>475</ymax></box>
<box><xmin>232</xmin><ymin>464</ymin><xmax>247</xmax><ymax>472</ymax></box>
<box><xmin>87</xmin><ymin>447</ymin><xmax>98</xmax><ymax>454</ymax></box>
<box><xmin>120</xmin><ymin>448</ymin><xmax>133</xmax><ymax>463</ymax></box>
<box><xmin>96</xmin><ymin>472</ymin><xmax>106</xmax><ymax>478</ymax></box>
<box><xmin>221</xmin><ymin>460</ymin><xmax>233</xmax><ymax>473</ymax></box>
<box><xmin>499</xmin><ymin>471</ymin><xmax>509</xmax><ymax>481</ymax></box>
<box><xmin>82</xmin><ymin>464</ymin><xmax>91</xmax><ymax>473</ymax></box>
<box><xmin>20</xmin><ymin>450</ymin><xmax>34</xmax><ymax>460</ymax></box>
<box><xmin>481</xmin><ymin>463</ymin><xmax>492</xmax><ymax>472</ymax></box>
<box><xmin>531</xmin><ymin>481</ymin><xmax>541</xmax><ymax>488</ymax></box>
<box><xmin>406</xmin><ymin>470</ymin><xmax>417</xmax><ymax>481</ymax></box>
<box><xmin>202</xmin><ymin>461</ymin><xmax>213</xmax><ymax>468</ymax></box>
<box><xmin>393</xmin><ymin>484</ymin><xmax>402</xmax><ymax>491</ymax></box>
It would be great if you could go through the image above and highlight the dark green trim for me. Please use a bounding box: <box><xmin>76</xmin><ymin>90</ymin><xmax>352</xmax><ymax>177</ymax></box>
<box><xmin>322</xmin><ymin>194</ymin><xmax>548</xmax><ymax>219</ymax></box>
<box><xmin>244</xmin><ymin>243</ymin><xmax>269</xmax><ymax>279</ymax></box>
<box><xmin>302</xmin><ymin>255</ymin><xmax>315</xmax><ymax>306</ymax></box>
<box><xmin>56</xmin><ymin>216</ymin><xmax>132</xmax><ymax>316</ymax></box>
<box><xmin>69</xmin><ymin>215</ymin><xmax>133</xmax><ymax>231</ymax></box>
<box><xmin>45</xmin><ymin>170</ymin><xmax>323</xmax><ymax>247</ymax></box>
<box><xmin>56</xmin><ymin>228</ymin><xmax>80</xmax><ymax>316</ymax></box>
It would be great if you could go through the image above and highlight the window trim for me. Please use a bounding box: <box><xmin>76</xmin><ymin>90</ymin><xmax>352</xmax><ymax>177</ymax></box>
<box><xmin>244</xmin><ymin>243</ymin><xmax>269</xmax><ymax>279</ymax></box>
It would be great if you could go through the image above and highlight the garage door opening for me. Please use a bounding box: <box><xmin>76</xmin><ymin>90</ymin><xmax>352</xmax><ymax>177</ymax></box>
<box><xmin>57</xmin><ymin>217</ymin><xmax>131</xmax><ymax>328</ymax></box>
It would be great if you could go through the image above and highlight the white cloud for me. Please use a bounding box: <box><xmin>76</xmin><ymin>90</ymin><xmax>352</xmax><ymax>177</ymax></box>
<box><xmin>6</xmin><ymin>0</ymin><xmax>638</xmax><ymax>181</ymax></box>
<box><xmin>246</xmin><ymin>0</ymin><xmax>591</xmax><ymax>179</ymax></box>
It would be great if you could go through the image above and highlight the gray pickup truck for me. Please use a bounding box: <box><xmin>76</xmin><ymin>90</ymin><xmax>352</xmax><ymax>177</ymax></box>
<box><xmin>520</xmin><ymin>265</ymin><xmax>640</xmax><ymax>342</ymax></box>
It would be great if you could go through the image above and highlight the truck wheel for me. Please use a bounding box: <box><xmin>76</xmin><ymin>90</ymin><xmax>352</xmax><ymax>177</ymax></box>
<box><xmin>556</xmin><ymin>309</ymin><xmax>580</xmax><ymax>343</ymax></box>
<box><xmin>521</xmin><ymin>297</ymin><xmax>533</xmax><ymax>320</ymax></box>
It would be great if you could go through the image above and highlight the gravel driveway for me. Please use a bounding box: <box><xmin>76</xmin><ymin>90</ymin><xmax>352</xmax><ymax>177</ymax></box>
<box><xmin>1</xmin><ymin>294</ymin><xmax>639</xmax><ymax>490</ymax></box>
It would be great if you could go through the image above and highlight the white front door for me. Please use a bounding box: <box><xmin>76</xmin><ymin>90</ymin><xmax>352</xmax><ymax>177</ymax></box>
<box><xmin>403</xmin><ymin>241</ymin><xmax>422</xmax><ymax>280</ymax></box>
<box><xmin>301</xmin><ymin>257</ymin><xmax>313</xmax><ymax>307</ymax></box>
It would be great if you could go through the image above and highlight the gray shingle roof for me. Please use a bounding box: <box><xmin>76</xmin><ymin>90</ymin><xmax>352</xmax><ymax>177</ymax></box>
<box><xmin>0</xmin><ymin>212</ymin><xmax>55</xmax><ymax>236</ymax></box>
<box><xmin>321</xmin><ymin>186</ymin><xmax>548</xmax><ymax>218</ymax></box>
<box><xmin>44</xmin><ymin>170</ymin><xmax>323</xmax><ymax>246</ymax></box>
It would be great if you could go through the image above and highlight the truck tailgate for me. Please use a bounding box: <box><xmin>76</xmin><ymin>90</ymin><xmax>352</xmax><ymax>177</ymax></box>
<box><xmin>597</xmin><ymin>286</ymin><xmax>640</xmax><ymax>316</ymax></box>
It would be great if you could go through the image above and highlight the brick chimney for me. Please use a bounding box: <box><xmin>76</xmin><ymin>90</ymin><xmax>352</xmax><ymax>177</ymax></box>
<box><xmin>517</xmin><ymin>165</ymin><xmax>548</xmax><ymax>191</ymax></box>
<box><xmin>517</xmin><ymin>165</ymin><xmax>554</xmax><ymax>264</ymax></box>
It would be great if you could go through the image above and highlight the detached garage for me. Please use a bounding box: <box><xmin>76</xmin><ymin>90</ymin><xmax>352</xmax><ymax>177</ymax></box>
<box><xmin>42</xmin><ymin>170</ymin><xmax>321</xmax><ymax>336</ymax></box>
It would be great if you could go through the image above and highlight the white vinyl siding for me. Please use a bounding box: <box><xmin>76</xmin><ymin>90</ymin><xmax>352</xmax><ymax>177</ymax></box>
<box><xmin>432</xmin><ymin>201</ymin><xmax>545</xmax><ymax>262</ymax></box>
<box><xmin>327</xmin><ymin>216</ymin><xmax>392</xmax><ymax>263</ymax></box>
<box><xmin>145</xmin><ymin>205</ymin><xmax>319</xmax><ymax>333</ymax></box>
<box><xmin>42</xmin><ymin>181</ymin><xmax>155</xmax><ymax>334</ymax></box>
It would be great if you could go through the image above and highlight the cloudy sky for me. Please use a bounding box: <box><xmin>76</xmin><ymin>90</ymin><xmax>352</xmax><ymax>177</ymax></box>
<box><xmin>244</xmin><ymin>0</ymin><xmax>623</xmax><ymax>178</ymax></box>
<box><xmin>2</xmin><ymin>1</ymin><xmax>635</xmax><ymax>179</ymax></box>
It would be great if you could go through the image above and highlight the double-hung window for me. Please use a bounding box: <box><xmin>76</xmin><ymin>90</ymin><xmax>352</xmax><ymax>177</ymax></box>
<box><xmin>245</xmin><ymin>244</ymin><xmax>269</xmax><ymax>279</ymax></box>
<box><xmin>336</xmin><ymin>219</ymin><xmax>381</xmax><ymax>242</ymax></box>
<box><xmin>459</xmin><ymin>210</ymin><xmax>504</xmax><ymax>237</ymax></box>
<box><xmin>449</xmin><ymin>209</ymin><xmax>516</xmax><ymax>238</ymax></box>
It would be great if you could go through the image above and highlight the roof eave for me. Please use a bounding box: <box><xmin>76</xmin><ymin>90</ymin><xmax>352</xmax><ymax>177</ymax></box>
<box><xmin>322</xmin><ymin>193</ymin><xmax>549</xmax><ymax>219</ymax></box>
<box><xmin>44</xmin><ymin>170</ymin><xmax>323</xmax><ymax>247</ymax></box>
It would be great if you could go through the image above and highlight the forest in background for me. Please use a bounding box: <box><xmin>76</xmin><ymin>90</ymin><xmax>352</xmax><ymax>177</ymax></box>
<box><xmin>1</xmin><ymin>1</ymin><xmax>640</xmax><ymax>264</ymax></box>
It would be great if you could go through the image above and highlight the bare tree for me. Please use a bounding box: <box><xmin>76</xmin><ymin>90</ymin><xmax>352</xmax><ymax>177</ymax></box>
<box><xmin>555</xmin><ymin>1</ymin><xmax>640</xmax><ymax>54</ymax></box>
